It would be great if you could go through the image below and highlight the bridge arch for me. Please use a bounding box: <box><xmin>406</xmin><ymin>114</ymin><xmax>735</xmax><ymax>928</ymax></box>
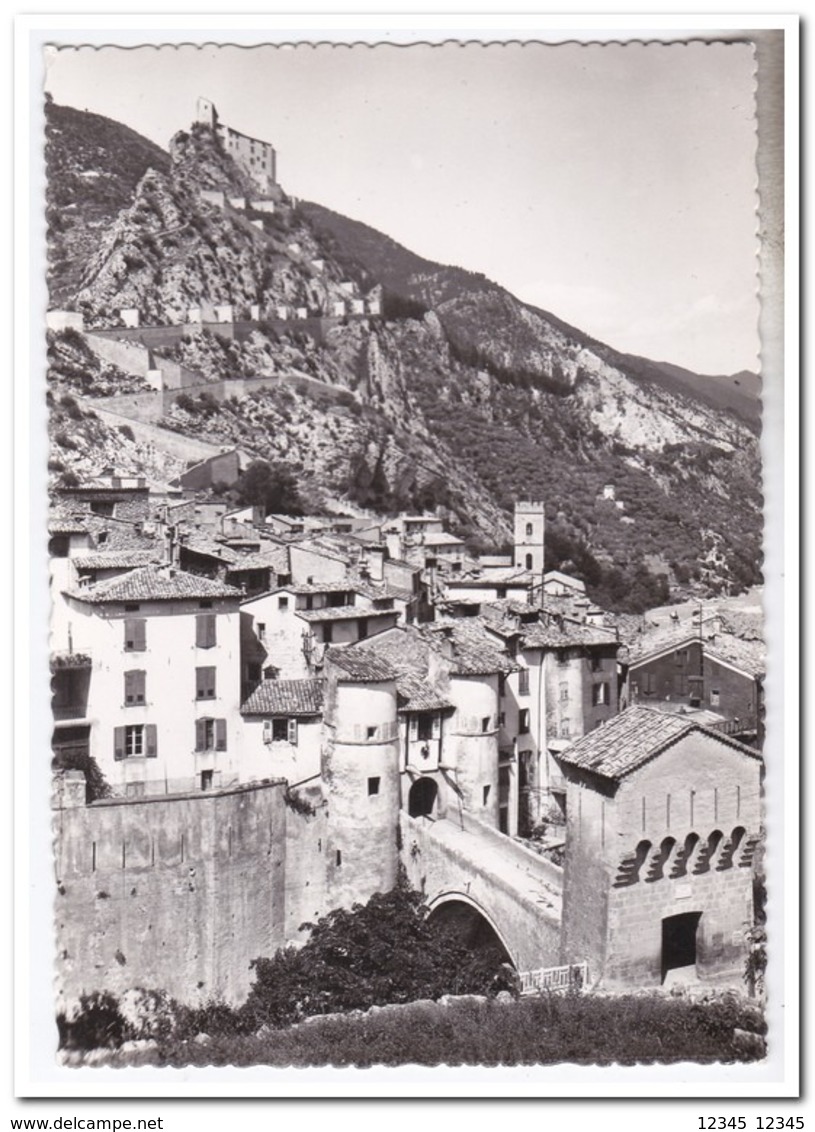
<box><xmin>426</xmin><ymin>891</ymin><xmax>516</xmax><ymax>969</ymax></box>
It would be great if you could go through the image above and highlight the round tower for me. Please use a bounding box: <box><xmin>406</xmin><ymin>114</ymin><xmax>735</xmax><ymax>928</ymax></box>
<box><xmin>322</xmin><ymin>662</ymin><xmax>401</xmax><ymax>909</ymax></box>
<box><xmin>514</xmin><ymin>500</ymin><xmax>545</xmax><ymax>575</ymax></box>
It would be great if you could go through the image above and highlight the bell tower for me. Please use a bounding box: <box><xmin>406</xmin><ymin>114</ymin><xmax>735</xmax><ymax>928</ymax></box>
<box><xmin>514</xmin><ymin>500</ymin><xmax>545</xmax><ymax>576</ymax></box>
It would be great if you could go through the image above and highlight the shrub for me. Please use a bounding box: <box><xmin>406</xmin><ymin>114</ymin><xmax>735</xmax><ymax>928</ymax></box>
<box><xmin>118</xmin><ymin>424</ymin><xmax>135</xmax><ymax>442</ymax></box>
<box><xmin>57</xmin><ymin>991</ymin><xmax>131</xmax><ymax>1051</ymax></box>
<box><xmin>175</xmin><ymin>393</ymin><xmax>196</xmax><ymax>413</ymax></box>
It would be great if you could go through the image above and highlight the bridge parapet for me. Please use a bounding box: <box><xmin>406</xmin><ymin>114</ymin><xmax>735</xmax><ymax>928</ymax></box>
<box><xmin>400</xmin><ymin>811</ymin><xmax>562</xmax><ymax>973</ymax></box>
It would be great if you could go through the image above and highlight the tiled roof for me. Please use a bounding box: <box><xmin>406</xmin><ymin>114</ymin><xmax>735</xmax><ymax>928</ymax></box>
<box><xmin>522</xmin><ymin>618</ymin><xmax>619</xmax><ymax>650</ymax></box>
<box><xmin>298</xmin><ymin>605</ymin><xmax>397</xmax><ymax>623</ymax></box>
<box><xmin>241</xmin><ymin>678</ymin><xmax>324</xmax><ymax>716</ymax></box>
<box><xmin>73</xmin><ymin>549</ymin><xmax>162</xmax><ymax>570</ymax></box>
<box><xmin>445</xmin><ymin>568</ymin><xmax>532</xmax><ymax>587</ymax></box>
<box><xmin>48</xmin><ymin>516</ymin><xmax>90</xmax><ymax>535</ymax></box>
<box><xmin>182</xmin><ymin>534</ymin><xmax>243</xmax><ymax>564</ymax></box>
<box><xmin>66</xmin><ymin>565</ymin><xmax>243</xmax><ymax>604</ymax></box>
<box><xmin>419</xmin><ymin>620</ymin><xmax>521</xmax><ymax>676</ymax></box>
<box><xmin>555</xmin><ymin>705</ymin><xmax>761</xmax><ymax>781</ymax></box>
<box><xmin>394</xmin><ymin>672</ymin><xmax>453</xmax><ymax>713</ymax></box>
<box><xmin>325</xmin><ymin>648</ymin><xmax>398</xmax><ymax>682</ymax></box>
<box><xmin>706</xmin><ymin>634</ymin><xmax>765</xmax><ymax>679</ymax></box>
<box><xmin>348</xmin><ymin>627</ymin><xmax>452</xmax><ymax>710</ymax></box>
<box><xmin>419</xmin><ymin>531</ymin><xmax>466</xmax><ymax>547</ymax></box>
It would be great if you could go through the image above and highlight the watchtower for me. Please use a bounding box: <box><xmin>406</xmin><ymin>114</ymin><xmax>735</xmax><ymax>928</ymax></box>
<box><xmin>196</xmin><ymin>97</ymin><xmax>218</xmax><ymax>128</ymax></box>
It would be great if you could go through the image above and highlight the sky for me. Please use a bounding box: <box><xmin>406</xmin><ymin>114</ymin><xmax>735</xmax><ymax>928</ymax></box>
<box><xmin>43</xmin><ymin>39</ymin><xmax>760</xmax><ymax>375</ymax></box>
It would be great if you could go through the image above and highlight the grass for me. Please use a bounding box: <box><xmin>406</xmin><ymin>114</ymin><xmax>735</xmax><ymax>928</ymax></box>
<box><xmin>102</xmin><ymin>993</ymin><xmax>764</xmax><ymax>1069</ymax></box>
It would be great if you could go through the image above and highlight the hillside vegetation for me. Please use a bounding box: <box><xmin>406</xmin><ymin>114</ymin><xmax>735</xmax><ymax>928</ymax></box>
<box><xmin>45</xmin><ymin>101</ymin><xmax>764</xmax><ymax>609</ymax></box>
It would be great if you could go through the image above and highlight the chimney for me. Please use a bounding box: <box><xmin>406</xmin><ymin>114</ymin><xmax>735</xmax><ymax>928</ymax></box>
<box><xmin>163</xmin><ymin>524</ymin><xmax>175</xmax><ymax>566</ymax></box>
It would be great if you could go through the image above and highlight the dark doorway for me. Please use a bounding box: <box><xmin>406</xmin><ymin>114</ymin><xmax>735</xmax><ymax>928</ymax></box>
<box><xmin>661</xmin><ymin>911</ymin><xmax>702</xmax><ymax>981</ymax></box>
<box><xmin>498</xmin><ymin>764</ymin><xmax>511</xmax><ymax>834</ymax></box>
<box><xmin>408</xmin><ymin>776</ymin><xmax>438</xmax><ymax>818</ymax></box>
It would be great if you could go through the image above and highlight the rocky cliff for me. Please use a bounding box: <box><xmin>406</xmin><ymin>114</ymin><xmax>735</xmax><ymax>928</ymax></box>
<box><xmin>45</xmin><ymin>102</ymin><xmax>764</xmax><ymax>610</ymax></box>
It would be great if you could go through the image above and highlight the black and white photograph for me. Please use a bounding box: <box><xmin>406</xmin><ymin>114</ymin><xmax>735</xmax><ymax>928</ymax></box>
<box><xmin>15</xmin><ymin>18</ymin><xmax>797</xmax><ymax>1100</ymax></box>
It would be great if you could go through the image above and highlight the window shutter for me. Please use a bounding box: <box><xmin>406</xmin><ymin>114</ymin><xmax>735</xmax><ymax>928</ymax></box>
<box><xmin>196</xmin><ymin>614</ymin><xmax>217</xmax><ymax>649</ymax></box>
<box><xmin>215</xmin><ymin>718</ymin><xmax>227</xmax><ymax>751</ymax></box>
<box><xmin>125</xmin><ymin>619</ymin><xmax>146</xmax><ymax>652</ymax></box>
<box><xmin>196</xmin><ymin>666</ymin><xmax>216</xmax><ymax>699</ymax></box>
<box><xmin>145</xmin><ymin>724</ymin><xmax>158</xmax><ymax>758</ymax></box>
<box><xmin>125</xmin><ymin>670</ymin><xmax>146</xmax><ymax>704</ymax></box>
<box><xmin>114</xmin><ymin>726</ymin><xmax>125</xmax><ymax>761</ymax></box>
<box><xmin>263</xmin><ymin>719</ymin><xmax>273</xmax><ymax>744</ymax></box>
<box><xmin>432</xmin><ymin>714</ymin><xmax>441</xmax><ymax>738</ymax></box>
<box><xmin>409</xmin><ymin>716</ymin><xmax>418</xmax><ymax>740</ymax></box>
<box><xmin>287</xmin><ymin>718</ymin><xmax>298</xmax><ymax>745</ymax></box>
<box><xmin>195</xmin><ymin>719</ymin><xmax>205</xmax><ymax>752</ymax></box>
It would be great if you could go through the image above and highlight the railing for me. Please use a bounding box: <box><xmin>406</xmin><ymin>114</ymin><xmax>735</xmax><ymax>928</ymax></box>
<box><xmin>519</xmin><ymin>962</ymin><xmax>587</xmax><ymax>995</ymax></box>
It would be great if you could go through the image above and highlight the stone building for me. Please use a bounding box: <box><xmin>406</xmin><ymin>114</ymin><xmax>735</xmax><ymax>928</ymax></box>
<box><xmin>557</xmin><ymin>706</ymin><xmax>763</xmax><ymax>987</ymax></box>
<box><xmin>196</xmin><ymin>97</ymin><xmax>277</xmax><ymax>196</ymax></box>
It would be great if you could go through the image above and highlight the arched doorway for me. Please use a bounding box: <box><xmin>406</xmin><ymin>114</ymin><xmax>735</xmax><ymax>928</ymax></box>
<box><xmin>408</xmin><ymin>776</ymin><xmax>438</xmax><ymax>818</ymax></box>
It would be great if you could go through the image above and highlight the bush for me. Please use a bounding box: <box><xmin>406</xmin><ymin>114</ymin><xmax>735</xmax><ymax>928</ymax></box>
<box><xmin>118</xmin><ymin>424</ymin><xmax>135</xmax><ymax>441</ymax></box>
<box><xmin>57</xmin><ymin>992</ymin><xmax>131</xmax><ymax>1051</ymax></box>
<box><xmin>175</xmin><ymin>393</ymin><xmax>196</xmax><ymax>413</ymax></box>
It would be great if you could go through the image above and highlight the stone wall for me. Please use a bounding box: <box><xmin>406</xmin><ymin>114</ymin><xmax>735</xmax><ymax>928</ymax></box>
<box><xmin>53</xmin><ymin>780</ymin><xmax>288</xmax><ymax>1011</ymax></box>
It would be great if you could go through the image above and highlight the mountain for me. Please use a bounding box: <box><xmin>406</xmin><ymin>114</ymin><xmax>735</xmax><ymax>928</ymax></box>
<box><xmin>45</xmin><ymin>103</ymin><xmax>764</xmax><ymax>611</ymax></box>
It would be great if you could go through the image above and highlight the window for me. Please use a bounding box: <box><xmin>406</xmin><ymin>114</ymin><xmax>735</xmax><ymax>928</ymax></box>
<box><xmin>518</xmin><ymin>708</ymin><xmax>530</xmax><ymax>734</ymax></box>
<box><xmin>195</xmin><ymin>718</ymin><xmax>227</xmax><ymax>752</ymax></box>
<box><xmin>498</xmin><ymin>711</ymin><xmax>506</xmax><ymax>728</ymax></box>
<box><xmin>196</xmin><ymin>666</ymin><xmax>216</xmax><ymax>700</ymax></box>
<box><xmin>481</xmin><ymin>716</ymin><xmax>491</xmax><ymax>733</ymax></box>
<box><xmin>278</xmin><ymin>596</ymin><xmax>288</xmax><ymax>610</ymax></box>
<box><xmin>322</xmin><ymin>623</ymin><xmax>334</xmax><ymax>644</ymax></box>
<box><xmin>90</xmin><ymin>500</ymin><xmax>115</xmax><ymax>517</ymax></box>
<box><xmin>559</xmin><ymin>720</ymin><xmax>570</xmax><ymax>739</ymax></box>
<box><xmin>357</xmin><ymin>618</ymin><xmax>369</xmax><ymax>640</ymax></box>
<box><xmin>589</xmin><ymin>654</ymin><xmax>603</xmax><ymax>672</ymax></box>
<box><xmin>673</xmin><ymin>673</ymin><xmax>688</xmax><ymax>696</ymax></box>
<box><xmin>483</xmin><ymin>785</ymin><xmax>491</xmax><ymax>805</ymax></box>
<box><xmin>125</xmin><ymin>782</ymin><xmax>145</xmax><ymax>799</ymax></box>
<box><xmin>525</xmin><ymin>522</ymin><xmax>533</xmax><ymax>537</ymax></box>
<box><xmin>196</xmin><ymin>613</ymin><xmax>217</xmax><ymax>649</ymax></box>
<box><xmin>124</xmin><ymin>669</ymin><xmax>146</xmax><ymax>705</ymax></box>
<box><xmin>114</xmin><ymin>723</ymin><xmax>157</xmax><ymax>760</ymax></box>
<box><xmin>201</xmin><ymin>770</ymin><xmax>214</xmax><ymax>791</ymax></box>
<box><xmin>366</xmin><ymin>725</ymin><xmax>377</xmax><ymax>741</ymax></box>
<box><xmin>124</xmin><ymin>618</ymin><xmax>146</xmax><ymax>652</ymax></box>
<box><xmin>559</xmin><ymin>682</ymin><xmax>569</xmax><ymax>702</ymax></box>
<box><xmin>368</xmin><ymin>776</ymin><xmax>380</xmax><ymax>796</ymax></box>
<box><xmin>417</xmin><ymin>713</ymin><xmax>434</xmax><ymax>741</ymax></box>
<box><xmin>642</xmin><ymin>671</ymin><xmax>656</xmax><ymax>695</ymax></box>
<box><xmin>518</xmin><ymin>668</ymin><xmax>530</xmax><ymax>696</ymax></box>
<box><xmin>96</xmin><ymin>531</ymin><xmax>109</xmax><ymax>545</ymax></box>
<box><xmin>525</xmin><ymin>554</ymin><xmax>533</xmax><ymax>571</ymax></box>
<box><xmin>335</xmin><ymin>850</ymin><xmax>342</xmax><ymax>867</ymax></box>
<box><xmin>710</xmin><ymin>688</ymin><xmax>720</xmax><ymax>707</ymax></box>
<box><xmin>257</xmin><ymin>623</ymin><xmax>266</xmax><ymax>642</ymax></box>
<box><xmin>266</xmin><ymin>717</ymin><xmax>298</xmax><ymax>744</ymax></box>
<box><xmin>675</xmin><ymin>649</ymin><xmax>688</xmax><ymax>667</ymax></box>
<box><xmin>496</xmin><ymin>587</ymin><xmax>507</xmax><ymax>600</ymax></box>
<box><xmin>592</xmin><ymin>682</ymin><xmax>610</xmax><ymax>706</ymax></box>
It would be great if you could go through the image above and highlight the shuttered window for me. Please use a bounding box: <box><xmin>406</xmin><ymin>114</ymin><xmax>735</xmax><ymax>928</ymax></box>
<box><xmin>124</xmin><ymin>669</ymin><xmax>146</xmax><ymax>705</ymax></box>
<box><xmin>124</xmin><ymin>619</ymin><xmax>146</xmax><ymax>652</ymax></box>
<box><xmin>518</xmin><ymin>668</ymin><xmax>530</xmax><ymax>696</ymax></box>
<box><xmin>215</xmin><ymin>718</ymin><xmax>227</xmax><ymax>751</ymax></box>
<box><xmin>195</xmin><ymin>666</ymin><xmax>216</xmax><ymax>700</ymax></box>
<box><xmin>195</xmin><ymin>718</ymin><xmax>227</xmax><ymax>751</ymax></box>
<box><xmin>114</xmin><ymin>724</ymin><xmax>156</xmax><ymax>758</ymax></box>
<box><xmin>196</xmin><ymin>614</ymin><xmax>217</xmax><ymax>649</ymax></box>
<box><xmin>145</xmin><ymin>723</ymin><xmax>158</xmax><ymax>758</ymax></box>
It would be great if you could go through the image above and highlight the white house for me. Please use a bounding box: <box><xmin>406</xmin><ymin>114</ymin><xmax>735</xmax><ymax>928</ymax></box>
<box><xmin>56</xmin><ymin>566</ymin><xmax>243</xmax><ymax>797</ymax></box>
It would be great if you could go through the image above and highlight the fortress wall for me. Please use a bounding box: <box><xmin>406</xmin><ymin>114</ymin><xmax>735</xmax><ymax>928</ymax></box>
<box><xmin>53</xmin><ymin>780</ymin><xmax>288</xmax><ymax>1011</ymax></box>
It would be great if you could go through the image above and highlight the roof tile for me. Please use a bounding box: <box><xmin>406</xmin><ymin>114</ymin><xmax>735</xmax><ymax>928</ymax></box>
<box><xmin>242</xmin><ymin>678</ymin><xmax>324</xmax><ymax>716</ymax></box>
<box><xmin>67</xmin><ymin>565</ymin><xmax>243</xmax><ymax>604</ymax></box>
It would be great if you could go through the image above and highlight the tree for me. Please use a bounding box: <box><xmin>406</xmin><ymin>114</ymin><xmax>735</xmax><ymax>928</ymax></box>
<box><xmin>234</xmin><ymin>459</ymin><xmax>303</xmax><ymax>516</ymax></box>
<box><xmin>241</xmin><ymin>871</ymin><xmax>516</xmax><ymax>1029</ymax></box>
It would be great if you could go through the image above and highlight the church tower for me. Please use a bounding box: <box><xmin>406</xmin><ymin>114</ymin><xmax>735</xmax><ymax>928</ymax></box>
<box><xmin>514</xmin><ymin>501</ymin><xmax>545</xmax><ymax>576</ymax></box>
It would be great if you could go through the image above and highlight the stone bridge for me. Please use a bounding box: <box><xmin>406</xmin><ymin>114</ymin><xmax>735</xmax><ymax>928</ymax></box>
<box><xmin>399</xmin><ymin>810</ymin><xmax>563</xmax><ymax>973</ymax></box>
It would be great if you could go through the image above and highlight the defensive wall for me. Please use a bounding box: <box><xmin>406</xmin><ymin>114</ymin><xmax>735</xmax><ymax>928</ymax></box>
<box><xmin>53</xmin><ymin>777</ymin><xmax>289</xmax><ymax>1010</ymax></box>
<box><xmin>85</xmin><ymin>334</ymin><xmax>201</xmax><ymax>392</ymax></box>
<box><xmin>88</xmin><ymin>312</ymin><xmax>379</xmax><ymax>351</ymax></box>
